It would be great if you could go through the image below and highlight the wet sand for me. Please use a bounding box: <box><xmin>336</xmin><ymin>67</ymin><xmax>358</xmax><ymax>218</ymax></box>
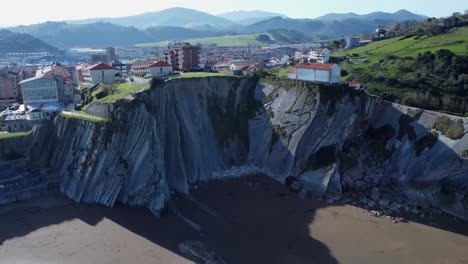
<box><xmin>0</xmin><ymin>175</ymin><xmax>467</xmax><ymax>264</ymax></box>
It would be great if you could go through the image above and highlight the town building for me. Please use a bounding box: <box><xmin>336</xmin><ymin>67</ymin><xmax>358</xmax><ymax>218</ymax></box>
<box><xmin>346</xmin><ymin>36</ymin><xmax>361</xmax><ymax>49</ymax></box>
<box><xmin>106</xmin><ymin>47</ymin><xmax>117</xmax><ymax>62</ymax></box>
<box><xmin>164</xmin><ymin>42</ymin><xmax>200</xmax><ymax>72</ymax></box>
<box><xmin>289</xmin><ymin>63</ymin><xmax>341</xmax><ymax>84</ymax></box>
<box><xmin>149</xmin><ymin>61</ymin><xmax>173</xmax><ymax>77</ymax></box>
<box><xmin>0</xmin><ymin>69</ymin><xmax>22</xmax><ymax>108</ymax></box>
<box><xmin>309</xmin><ymin>48</ymin><xmax>330</xmax><ymax>63</ymax></box>
<box><xmin>230</xmin><ymin>62</ymin><xmax>255</xmax><ymax>71</ymax></box>
<box><xmin>131</xmin><ymin>59</ymin><xmax>158</xmax><ymax>75</ymax></box>
<box><xmin>81</xmin><ymin>63</ymin><xmax>116</xmax><ymax>85</ymax></box>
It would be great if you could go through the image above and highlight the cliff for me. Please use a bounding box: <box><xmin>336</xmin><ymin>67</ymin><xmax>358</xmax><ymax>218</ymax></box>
<box><xmin>0</xmin><ymin>76</ymin><xmax>467</xmax><ymax>219</ymax></box>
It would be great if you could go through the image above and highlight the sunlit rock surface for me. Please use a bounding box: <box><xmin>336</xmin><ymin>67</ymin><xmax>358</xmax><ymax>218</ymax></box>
<box><xmin>0</xmin><ymin>77</ymin><xmax>467</xmax><ymax>218</ymax></box>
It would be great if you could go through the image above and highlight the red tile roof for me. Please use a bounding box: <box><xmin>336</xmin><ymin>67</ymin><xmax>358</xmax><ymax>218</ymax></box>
<box><xmin>149</xmin><ymin>61</ymin><xmax>172</xmax><ymax>67</ymax></box>
<box><xmin>296</xmin><ymin>63</ymin><xmax>336</xmax><ymax>71</ymax></box>
<box><xmin>348</xmin><ymin>81</ymin><xmax>364</xmax><ymax>88</ymax></box>
<box><xmin>288</xmin><ymin>68</ymin><xmax>297</xmax><ymax>74</ymax></box>
<box><xmin>84</xmin><ymin>63</ymin><xmax>114</xmax><ymax>71</ymax></box>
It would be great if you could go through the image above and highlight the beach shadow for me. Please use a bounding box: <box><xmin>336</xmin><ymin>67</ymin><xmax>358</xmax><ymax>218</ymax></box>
<box><xmin>0</xmin><ymin>175</ymin><xmax>338</xmax><ymax>264</ymax></box>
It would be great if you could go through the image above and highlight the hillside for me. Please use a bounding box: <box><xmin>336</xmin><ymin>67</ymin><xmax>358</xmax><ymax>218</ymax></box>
<box><xmin>0</xmin><ymin>29</ymin><xmax>57</xmax><ymax>55</ymax></box>
<box><xmin>10</xmin><ymin>22</ymin><xmax>217</xmax><ymax>48</ymax></box>
<box><xmin>243</xmin><ymin>17</ymin><xmax>394</xmax><ymax>37</ymax></box>
<box><xmin>317</xmin><ymin>9</ymin><xmax>427</xmax><ymax>21</ymax></box>
<box><xmin>137</xmin><ymin>33</ymin><xmax>275</xmax><ymax>47</ymax></box>
<box><xmin>67</xmin><ymin>7</ymin><xmax>236</xmax><ymax>30</ymax></box>
<box><xmin>334</xmin><ymin>27</ymin><xmax>468</xmax><ymax>59</ymax></box>
<box><xmin>334</xmin><ymin>26</ymin><xmax>468</xmax><ymax>115</ymax></box>
<box><xmin>218</xmin><ymin>10</ymin><xmax>288</xmax><ymax>25</ymax></box>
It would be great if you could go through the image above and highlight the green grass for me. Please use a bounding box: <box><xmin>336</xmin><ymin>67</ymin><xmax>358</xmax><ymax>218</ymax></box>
<box><xmin>0</xmin><ymin>130</ymin><xmax>32</xmax><ymax>139</ymax></box>
<box><xmin>334</xmin><ymin>27</ymin><xmax>468</xmax><ymax>62</ymax></box>
<box><xmin>174</xmin><ymin>72</ymin><xmax>239</xmax><ymax>79</ymax></box>
<box><xmin>277</xmin><ymin>66</ymin><xmax>294</xmax><ymax>77</ymax></box>
<box><xmin>83</xmin><ymin>83</ymin><xmax>147</xmax><ymax>110</ymax></box>
<box><xmin>136</xmin><ymin>33</ymin><xmax>274</xmax><ymax>48</ymax></box>
<box><xmin>98</xmin><ymin>83</ymin><xmax>147</xmax><ymax>104</ymax></box>
<box><xmin>60</xmin><ymin>111</ymin><xmax>110</xmax><ymax>123</ymax></box>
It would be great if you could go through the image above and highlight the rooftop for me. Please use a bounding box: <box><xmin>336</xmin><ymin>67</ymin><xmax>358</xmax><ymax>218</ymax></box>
<box><xmin>296</xmin><ymin>63</ymin><xmax>337</xmax><ymax>71</ymax></box>
<box><xmin>149</xmin><ymin>61</ymin><xmax>172</xmax><ymax>68</ymax></box>
<box><xmin>83</xmin><ymin>63</ymin><xmax>114</xmax><ymax>71</ymax></box>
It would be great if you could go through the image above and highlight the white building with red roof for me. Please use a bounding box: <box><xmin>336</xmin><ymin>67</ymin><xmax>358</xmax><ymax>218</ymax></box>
<box><xmin>82</xmin><ymin>63</ymin><xmax>116</xmax><ymax>85</ymax></box>
<box><xmin>149</xmin><ymin>61</ymin><xmax>173</xmax><ymax>77</ymax></box>
<box><xmin>291</xmin><ymin>63</ymin><xmax>341</xmax><ymax>84</ymax></box>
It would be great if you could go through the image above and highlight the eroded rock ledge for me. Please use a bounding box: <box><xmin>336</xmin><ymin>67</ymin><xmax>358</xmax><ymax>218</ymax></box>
<box><xmin>0</xmin><ymin>76</ymin><xmax>467</xmax><ymax>219</ymax></box>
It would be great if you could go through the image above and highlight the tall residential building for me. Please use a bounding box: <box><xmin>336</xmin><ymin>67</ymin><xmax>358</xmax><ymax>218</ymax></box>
<box><xmin>164</xmin><ymin>42</ymin><xmax>200</xmax><ymax>72</ymax></box>
<box><xmin>0</xmin><ymin>69</ymin><xmax>22</xmax><ymax>107</ymax></box>
<box><xmin>106</xmin><ymin>47</ymin><xmax>117</xmax><ymax>62</ymax></box>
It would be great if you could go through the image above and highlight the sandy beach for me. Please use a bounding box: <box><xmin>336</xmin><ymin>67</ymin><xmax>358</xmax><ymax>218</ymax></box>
<box><xmin>0</xmin><ymin>175</ymin><xmax>467</xmax><ymax>264</ymax></box>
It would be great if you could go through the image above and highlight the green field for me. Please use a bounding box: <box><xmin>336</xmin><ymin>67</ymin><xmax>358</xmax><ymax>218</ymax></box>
<box><xmin>0</xmin><ymin>131</ymin><xmax>32</xmax><ymax>139</ymax></box>
<box><xmin>136</xmin><ymin>33</ymin><xmax>274</xmax><ymax>48</ymax></box>
<box><xmin>334</xmin><ymin>27</ymin><xmax>468</xmax><ymax>62</ymax></box>
<box><xmin>174</xmin><ymin>72</ymin><xmax>238</xmax><ymax>79</ymax></box>
<box><xmin>60</xmin><ymin>111</ymin><xmax>110</xmax><ymax>123</ymax></box>
<box><xmin>83</xmin><ymin>83</ymin><xmax>148</xmax><ymax>110</ymax></box>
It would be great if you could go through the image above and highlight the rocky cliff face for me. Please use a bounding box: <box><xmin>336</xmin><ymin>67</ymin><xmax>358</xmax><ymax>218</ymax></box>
<box><xmin>0</xmin><ymin>77</ymin><xmax>467</xmax><ymax>219</ymax></box>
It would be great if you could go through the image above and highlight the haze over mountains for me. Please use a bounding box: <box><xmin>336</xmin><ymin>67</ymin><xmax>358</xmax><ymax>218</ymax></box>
<box><xmin>0</xmin><ymin>29</ymin><xmax>57</xmax><ymax>55</ymax></box>
<box><xmin>2</xmin><ymin>7</ymin><xmax>431</xmax><ymax>49</ymax></box>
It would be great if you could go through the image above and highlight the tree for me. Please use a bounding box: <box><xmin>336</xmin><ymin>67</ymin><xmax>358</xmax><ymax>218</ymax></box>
<box><xmin>256</xmin><ymin>34</ymin><xmax>272</xmax><ymax>43</ymax></box>
<box><xmin>103</xmin><ymin>84</ymin><xmax>116</xmax><ymax>95</ymax></box>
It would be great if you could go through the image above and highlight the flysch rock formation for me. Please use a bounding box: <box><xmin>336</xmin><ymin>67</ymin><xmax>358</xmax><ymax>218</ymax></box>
<box><xmin>0</xmin><ymin>76</ymin><xmax>467</xmax><ymax>219</ymax></box>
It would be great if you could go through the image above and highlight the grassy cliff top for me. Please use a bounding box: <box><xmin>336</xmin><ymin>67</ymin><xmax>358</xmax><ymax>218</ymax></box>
<box><xmin>334</xmin><ymin>26</ymin><xmax>468</xmax><ymax>62</ymax></box>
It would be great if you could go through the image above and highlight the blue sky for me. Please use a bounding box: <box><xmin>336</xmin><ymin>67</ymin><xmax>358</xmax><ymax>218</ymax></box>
<box><xmin>2</xmin><ymin>0</ymin><xmax>466</xmax><ymax>26</ymax></box>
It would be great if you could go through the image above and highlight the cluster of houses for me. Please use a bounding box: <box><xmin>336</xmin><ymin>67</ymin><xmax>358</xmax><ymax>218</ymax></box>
<box><xmin>0</xmin><ymin>40</ymin><xmax>370</xmax><ymax>133</ymax></box>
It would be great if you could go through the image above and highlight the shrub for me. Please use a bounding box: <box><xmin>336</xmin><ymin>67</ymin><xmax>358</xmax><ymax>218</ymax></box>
<box><xmin>432</xmin><ymin>116</ymin><xmax>465</xmax><ymax>139</ymax></box>
<box><xmin>462</xmin><ymin>149</ymin><xmax>468</xmax><ymax>158</ymax></box>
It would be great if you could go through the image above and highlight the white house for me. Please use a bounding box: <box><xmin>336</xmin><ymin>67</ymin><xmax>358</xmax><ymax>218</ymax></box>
<box><xmin>229</xmin><ymin>62</ymin><xmax>253</xmax><ymax>71</ymax></box>
<box><xmin>149</xmin><ymin>61</ymin><xmax>173</xmax><ymax>77</ymax></box>
<box><xmin>82</xmin><ymin>63</ymin><xmax>116</xmax><ymax>85</ymax></box>
<box><xmin>291</xmin><ymin>63</ymin><xmax>341</xmax><ymax>84</ymax></box>
<box><xmin>309</xmin><ymin>48</ymin><xmax>330</xmax><ymax>64</ymax></box>
<box><xmin>19</xmin><ymin>76</ymin><xmax>59</xmax><ymax>106</ymax></box>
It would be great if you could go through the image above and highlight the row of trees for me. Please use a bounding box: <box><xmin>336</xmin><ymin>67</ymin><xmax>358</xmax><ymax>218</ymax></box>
<box><xmin>352</xmin><ymin>49</ymin><xmax>468</xmax><ymax>114</ymax></box>
<box><xmin>391</xmin><ymin>11</ymin><xmax>468</xmax><ymax>37</ymax></box>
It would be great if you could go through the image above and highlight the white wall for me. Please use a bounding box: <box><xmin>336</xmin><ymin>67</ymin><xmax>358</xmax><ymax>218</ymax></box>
<box><xmin>330</xmin><ymin>65</ymin><xmax>341</xmax><ymax>83</ymax></box>
<box><xmin>296</xmin><ymin>65</ymin><xmax>341</xmax><ymax>84</ymax></box>
<box><xmin>89</xmin><ymin>69</ymin><xmax>116</xmax><ymax>84</ymax></box>
<box><xmin>150</xmin><ymin>66</ymin><xmax>173</xmax><ymax>77</ymax></box>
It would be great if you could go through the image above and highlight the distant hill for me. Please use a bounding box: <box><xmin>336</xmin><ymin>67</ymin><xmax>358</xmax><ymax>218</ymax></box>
<box><xmin>316</xmin><ymin>9</ymin><xmax>428</xmax><ymax>21</ymax></box>
<box><xmin>11</xmin><ymin>22</ymin><xmax>151</xmax><ymax>48</ymax></box>
<box><xmin>9</xmin><ymin>22</ymin><xmax>217</xmax><ymax>48</ymax></box>
<box><xmin>137</xmin><ymin>33</ymin><xmax>276</xmax><ymax>48</ymax></box>
<box><xmin>0</xmin><ymin>29</ymin><xmax>57</xmax><ymax>55</ymax></box>
<box><xmin>218</xmin><ymin>10</ymin><xmax>288</xmax><ymax>25</ymax></box>
<box><xmin>244</xmin><ymin>17</ymin><xmax>394</xmax><ymax>37</ymax></box>
<box><xmin>67</xmin><ymin>7</ymin><xmax>236</xmax><ymax>30</ymax></box>
<box><xmin>145</xmin><ymin>26</ymin><xmax>217</xmax><ymax>42</ymax></box>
